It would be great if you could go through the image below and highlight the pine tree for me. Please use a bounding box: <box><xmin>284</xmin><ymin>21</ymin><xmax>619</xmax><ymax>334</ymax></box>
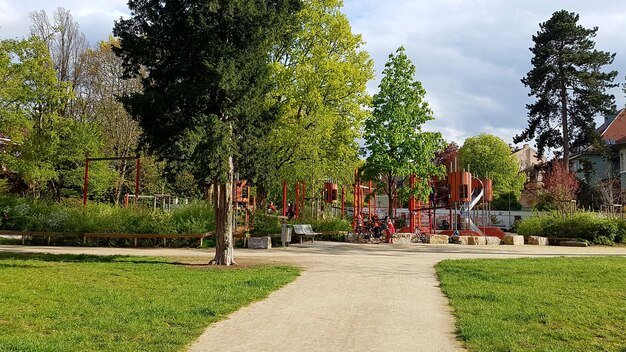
<box><xmin>515</xmin><ymin>10</ymin><xmax>618</xmax><ymax>168</ymax></box>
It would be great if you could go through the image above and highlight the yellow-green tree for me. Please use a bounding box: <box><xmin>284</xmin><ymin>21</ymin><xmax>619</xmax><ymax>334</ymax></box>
<box><xmin>459</xmin><ymin>134</ymin><xmax>526</xmax><ymax>199</ymax></box>
<box><xmin>254</xmin><ymin>0</ymin><xmax>373</xmax><ymax>202</ymax></box>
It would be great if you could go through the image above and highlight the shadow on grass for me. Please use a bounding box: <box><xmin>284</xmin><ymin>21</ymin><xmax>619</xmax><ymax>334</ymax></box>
<box><xmin>0</xmin><ymin>252</ymin><xmax>168</xmax><ymax>265</ymax></box>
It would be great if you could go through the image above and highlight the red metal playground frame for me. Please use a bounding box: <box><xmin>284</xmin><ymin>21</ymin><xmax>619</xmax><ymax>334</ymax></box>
<box><xmin>83</xmin><ymin>156</ymin><xmax>140</xmax><ymax>206</ymax></box>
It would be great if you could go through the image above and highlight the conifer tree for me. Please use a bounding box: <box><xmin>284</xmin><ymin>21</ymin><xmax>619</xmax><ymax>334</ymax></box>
<box><xmin>515</xmin><ymin>10</ymin><xmax>618</xmax><ymax>168</ymax></box>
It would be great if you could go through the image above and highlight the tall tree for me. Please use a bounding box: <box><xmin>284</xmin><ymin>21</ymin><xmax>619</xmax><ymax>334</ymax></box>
<box><xmin>81</xmin><ymin>39</ymin><xmax>143</xmax><ymax>203</ymax></box>
<box><xmin>250</xmin><ymin>0</ymin><xmax>373</xmax><ymax>204</ymax></box>
<box><xmin>114</xmin><ymin>0</ymin><xmax>301</xmax><ymax>265</ymax></box>
<box><xmin>515</xmin><ymin>10</ymin><xmax>618</xmax><ymax>168</ymax></box>
<box><xmin>458</xmin><ymin>134</ymin><xmax>526</xmax><ymax>200</ymax></box>
<box><xmin>362</xmin><ymin>46</ymin><xmax>445</xmax><ymax>216</ymax></box>
<box><xmin>29</xmin><ymin>8</ymin><xmax>88</xmax><ymax>87</ymax></box>
<box><xmin>0</xmin><ymin>37</ymin><xmax>113</xmax><ymax>199</ymax></box>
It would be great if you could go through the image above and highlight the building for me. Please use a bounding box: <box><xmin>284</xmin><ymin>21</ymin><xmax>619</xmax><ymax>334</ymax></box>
<box><xmin>571</xmin><ymin>108</ymin><xmax>626</xmax><ymax>204</ymax></box>
<box><xmin>512</xmin><ymin>144</ymin><xmax>546</xmax><ymax>209</ymax></box>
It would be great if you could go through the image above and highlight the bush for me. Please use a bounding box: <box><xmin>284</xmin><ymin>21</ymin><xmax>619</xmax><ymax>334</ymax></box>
<box><xmin>516</xmin><ymin>211</ymin><xmax>623</xmax><ymax>245</ymax></box>
<box><xmin>249</xmin><ymin>212</ymin><xmax>352</xmax><ymax>236</ymax></box>
<box><xmin>491</xmin><ymin>192</ymin><xmax>522</xmax><ymax>211</ymax></box>
<box><xmin>250</xmin><ymin>212</ymin><xmax>282</xmax><ymax>235</ymax></box>
<box><xmin>0</xmin><ymin>196</ymin><xmax>214</xmax><ymax>235</ymax></box>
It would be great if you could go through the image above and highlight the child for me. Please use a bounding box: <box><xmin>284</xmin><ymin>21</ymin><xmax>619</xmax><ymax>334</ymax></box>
<box><xmin>386</xmin><ymin>217</ymin><xmax>395</xmax><ymax>243</ymax></box>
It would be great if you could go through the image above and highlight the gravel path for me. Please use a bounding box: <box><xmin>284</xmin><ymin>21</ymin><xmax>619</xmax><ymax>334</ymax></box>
<box><xmin>2</xmin><ymin>242</ymin><xmax>625</xmax><ymax>352</ymax></box>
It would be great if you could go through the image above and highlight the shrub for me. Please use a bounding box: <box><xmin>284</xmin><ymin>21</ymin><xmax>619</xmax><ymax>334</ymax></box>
<box><xmin>516</xmin><ymin>211</ymin><xmax>621</xmax><ymax>244</ymax></box>
<box><xmin>0</xmin><ymin>195</ymin><xmax>214</xmax><ymax>235</ymax></box>
<box><xmin>250</xmin><ymin>212</ymin><xmax>282</xmax><ymax>235</ymax></box>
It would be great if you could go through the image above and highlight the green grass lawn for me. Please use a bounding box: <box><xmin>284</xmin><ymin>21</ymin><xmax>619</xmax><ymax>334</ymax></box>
<box><xmin>437</xmin><ymin>257</ymin><xmax>626</xmax><ymax>352</ymax></box>
<box><xmin>0</xmin><ymin>253</ymin><xmax>300</xmax><ymax>352</ymax></box>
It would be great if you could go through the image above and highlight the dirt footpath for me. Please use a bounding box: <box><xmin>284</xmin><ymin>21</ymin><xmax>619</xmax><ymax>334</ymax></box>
<box><xmin>2</xmin><ymin>242</ymin><xmax>625</xmax><ymax>352</ymax></box>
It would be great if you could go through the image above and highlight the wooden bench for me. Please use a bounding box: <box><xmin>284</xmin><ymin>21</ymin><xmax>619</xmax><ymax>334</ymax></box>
<box><xmin>292</xmin><ymin>224</ymin><xmax>321</xmax><ymax>244</ymax></box>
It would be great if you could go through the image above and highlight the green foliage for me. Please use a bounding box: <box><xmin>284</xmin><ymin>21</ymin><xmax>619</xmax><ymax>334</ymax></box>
<box><xmin>257</xmin><ymin>0</ymin><xmax>374</xmax><ymax>199</ymax></box>
<box><xmin>0</xmin><ymin>37</ymin><xmax>117</xmax><ymax>198</ymax></box>
<box><xmin>301</xmin><ymin>216</ymin><xmax>352</xmax><ymax>232</ymax></box>
<box><xmin>0</xmin><ymin>196</ymin><xmax>214</xmax><ymax>235</ymax></box>
<box><xmin>490</xmin><ymin>192</ymin><xmax>522</xmax><ymax>211</ymax></box>
<box><xmin>515</xmin><ymin>10</ymin><xmax>618</xmax><ymax>162</ymax></box>
<box><xmin>114</xmin><ymin>0</ymin><xmax>302</xmax><ymax>183</ymax></box>
<box><xmin>250</xmin><ymin>211</ymin><xmax>351</xmax><ymax>235</ymax></box>
<box><xmin>0</xmin><ymin>252</ymin><xmax>299</xmax><ymax>351</ymax></box>
<box><xmin>363</xmin><ymin>46</ymin><xmax>445</xmax><ymax>209</ymax></box>
<box><xmin>250</xmin><ymin>212</ymin><xmax>283</xmax><ymax>235</ymax></box>
<box><xmin>516</xmin><ymin>211</ymin><xmax>622</xmax><ymax>244</ymax></box>
<box><xmin>459</xmin><ymin>134</ymin><xmax>526</xmax><ymax>199</ymax></box>
<box><xmin>437</xmin><ymin>257</ymin><xmax>626</xmax><ymax>352</ymax></box>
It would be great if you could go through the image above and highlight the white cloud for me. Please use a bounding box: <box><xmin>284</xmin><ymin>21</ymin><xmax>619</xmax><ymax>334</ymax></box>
<box><xmin>1</xmin><ymin>0</ymin><xmax>624</xmax><ymax>148</ymax></box>
<box><xmin>344</xmin><ymin>0</ymin><xmax>626</xmax><ymax>145</ymax></box>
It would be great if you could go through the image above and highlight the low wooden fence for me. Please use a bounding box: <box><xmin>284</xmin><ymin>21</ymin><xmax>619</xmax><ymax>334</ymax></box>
<box><xmin>0</xmin><ymin>230</ymin><xmax>215</xmax><ymax>247</ymax></box>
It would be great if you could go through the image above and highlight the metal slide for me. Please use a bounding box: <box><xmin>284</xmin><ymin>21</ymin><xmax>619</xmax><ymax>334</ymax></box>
<box><xmin>460</xmin><ymin>180</ymin><xmax>484</xmax><ymax>235</ymax></box>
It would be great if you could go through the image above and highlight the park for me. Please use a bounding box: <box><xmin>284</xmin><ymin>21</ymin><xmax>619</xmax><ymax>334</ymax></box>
<box><xmin>1</xmin><ymin>1</ymin><xmax>626</xmax><ymax>351</ymax></box>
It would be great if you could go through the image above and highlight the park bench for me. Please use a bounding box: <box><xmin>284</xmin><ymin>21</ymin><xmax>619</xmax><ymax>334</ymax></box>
<box><xmin>292</xmin><ymin>224</ymin><xmax>320</xmax><ymax>245</ymax></box>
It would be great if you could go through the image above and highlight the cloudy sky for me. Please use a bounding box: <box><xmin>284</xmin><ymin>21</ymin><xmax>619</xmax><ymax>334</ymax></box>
<box><xmin>1</xmin><ymin>0</ymin><xmax>625</xmax><ymax>148</ymax></box>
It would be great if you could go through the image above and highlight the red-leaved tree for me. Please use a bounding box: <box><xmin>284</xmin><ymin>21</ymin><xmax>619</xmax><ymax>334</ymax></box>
<box><xmin>541</xmin><ymin>161</ymin><xmax>580</xmax><ymax>215</ymax></box>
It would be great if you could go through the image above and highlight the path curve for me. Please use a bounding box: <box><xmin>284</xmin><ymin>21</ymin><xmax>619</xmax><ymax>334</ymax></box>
<box><xmin>2</xmin><ymin>243</ymin><xmax>625</xmax><ymax>352</ymax></box>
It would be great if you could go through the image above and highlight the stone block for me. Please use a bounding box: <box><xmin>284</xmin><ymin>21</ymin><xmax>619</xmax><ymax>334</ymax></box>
<box><xmin>345</xmin><ymin>233</ymin><xmax>357</xmax><ymax>242</ymax></box>
<box><xmin>503</xmin><ymin>235</ymin><xmax>524</xmax><ymax>245</ymax></box>
<box><xmin>452</xmin><ymin>236</ymin><xmax>469</xmax><ymax>244</ymax></box>
<box><xmin>467</xmin><ymin>236</ymin><xmax>486</xmax><ymax>245</ymax></box>
<box><xmin>248</xmin><ymin>236</ymin><xmax>272</xmax><ymax>249</ymax></box>
<box><xmin>560</xmin><ymin>241</ymin><xmax>588</xmax><ymax>247</ymax></box>
<box><xmin>528</xmin><ymin>236</ymin><xmax>549</xmax><ymax>246</ymax></box>
<box><xmin>485</xmin><ymin>237</ymin><xmax>502</xmax><ymax>245</ymax></box>
<box><xmin>425</xmin><ymin>234</ymin><xmax>449</xmax><ymax>244</ymax></box>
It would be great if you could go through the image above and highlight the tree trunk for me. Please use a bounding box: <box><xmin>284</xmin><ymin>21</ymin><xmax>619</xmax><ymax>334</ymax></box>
<box><xmin>211</xmin><ymin>156</ymin><xmax>235</xmax><ymax>266</ymax></box>
<box><xmin>560</xmin><ymin>72</ymin><xmax>570</xmax><ymax>171</ymax></box>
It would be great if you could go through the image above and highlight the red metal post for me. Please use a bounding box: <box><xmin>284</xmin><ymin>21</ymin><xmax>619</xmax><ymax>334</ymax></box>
<box><xmin>295</xmin><ymin>182</ymin><xmax>300</xmax><ymax>219</ymax></box>
<box><xmin>372</xmin><ymin>181</ymin><xmax>376</xmax><ymax>217</ymax></box>
<box><xmin>302</xmin><ymin>181</ymin><xmax>306</xmax><ymax>214</ymax></box>
<box><xmin>409</xmin><ymin>174</ymin><xmax>416</xmax><ymax>233</ymax></box>
<box><xmin>135</xmin><ymin>157</ymin><xmax>141</xmax><ymax>201</ymax></box>
<box><xmin>368</xmin><ymin>180</ymin><xmax>372</xmax><ymax>219</ymax></box>
<box><xmin>83</xmin><ymin>158</ymin><xmax>89</xmax><ymax>206</ymax></box>
<box><xmin>282</xmin><ymin>180</ymin><xmax>287</xmax><ymax>217</ymax></box>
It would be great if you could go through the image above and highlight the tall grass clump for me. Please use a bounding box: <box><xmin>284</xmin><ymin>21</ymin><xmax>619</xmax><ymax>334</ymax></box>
<box><xmin>0</xmin><ymin>196</ymin><xmax>214</xmax><ymax>235</ymax></box>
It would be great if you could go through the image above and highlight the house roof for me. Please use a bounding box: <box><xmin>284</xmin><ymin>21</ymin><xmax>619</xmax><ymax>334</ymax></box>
<box><xmin>600</xmin><ymin>108</ymin><xmax>626</xmax><ymax>144</ymax></box>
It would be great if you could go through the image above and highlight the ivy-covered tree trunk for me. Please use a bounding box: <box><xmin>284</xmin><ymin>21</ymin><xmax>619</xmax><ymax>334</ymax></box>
<box><xmin>211</xmin><ymin>155</ymin><xmax>235</xmax><ymax>266</ymax></box>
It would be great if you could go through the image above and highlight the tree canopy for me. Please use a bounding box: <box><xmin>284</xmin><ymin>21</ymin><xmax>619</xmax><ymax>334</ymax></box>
<box><xmin>515</xmin><ymin>10</ymin><xmax>618</xmax><ymax>166</ymax></box>
<box><xmin>363</xmin><ymin>46</ymin><xmax>445</xmax><ymax>215</ymax></box>
<box><xmin>0</xmin><ymin>36</ymin><xmax>115</xmax><ymax>198</ymax></box>
<box><xmin>249</xmin><ymin>0</ymin><xmax>373</xmax><ymax>203</ymax></box>
<box><xmin>458</xmin><ymin>134</ymin><xmax>526</xmax><ymax>199</ymax></box>
<box><xmin>113</xmin><ymin>0</ymin><xmax>301</xmax><ymax>264</ymax></box>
